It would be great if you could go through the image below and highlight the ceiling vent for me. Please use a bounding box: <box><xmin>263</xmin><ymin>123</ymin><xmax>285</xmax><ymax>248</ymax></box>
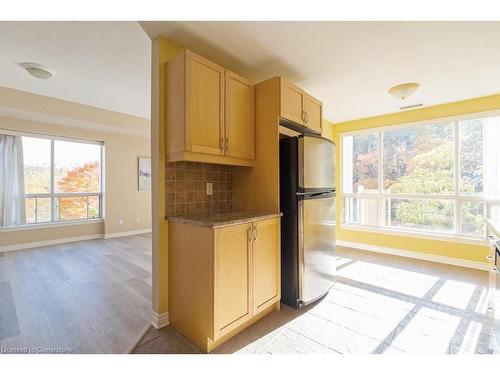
<box><xmin>400</xmin><ymin>103</ymin><xmax>423</xmax><ymax>110</ymax></box>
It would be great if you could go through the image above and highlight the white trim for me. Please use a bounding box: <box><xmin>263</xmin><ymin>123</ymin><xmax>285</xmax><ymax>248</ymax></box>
<box><xmin>104</xmin><ymin>228</ymin><xmax>152</xmax><ymax>239</ymax></box>
<box><xmin>125</xmin><ymin>323</ymin><xmax>152</xmax><ymax>354</ymax></box>
<box><xmin>454</xmin><ymin>121</ymin><xmax>461</xmax><ymax>234</ymax></box>
<box><xmin>341</xmin><ymin>224</ymin><xmax>487</xmax><ymax>246</ymax></box>
<box><xmin>0</xmin><ymin>234</ymin><xmax>103</xmax><ymax>253</ymax></box>
<box><xmin>0</xmin><ymin>127</ymin><xmax>105</xmax><ymax>145</ymax></box>
<box><xmin>336</xmin><ymin>240</ymin><xmax>490</xmax><ymax>271</ymax></box>
<box><xmin>151</xmin><ymin>310</ymin><xmax>169</xmax><ymax>329</ymax></box>
<box><xmin>0</xmin><ymin>218</ymin><xmax>104</xmax><ymax>232</ymax></box>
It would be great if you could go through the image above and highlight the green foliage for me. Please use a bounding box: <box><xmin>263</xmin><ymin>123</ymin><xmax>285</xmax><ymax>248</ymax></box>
<box><xmin>389</xmin><ymin>143</ymin><xmax>454</xmax><ymax>194</ymax></box>
<box><xmin>351</xmin><ymin>121</ymin><xmax>484</xmax><ymax>234</ymax></box>
<box><xmin>392</xmin><ymin>199</ymin><xmax>453</xmax><ymax>231</ymax></box>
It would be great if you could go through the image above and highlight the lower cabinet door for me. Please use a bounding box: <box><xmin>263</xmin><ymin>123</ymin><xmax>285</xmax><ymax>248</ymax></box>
<box><xmin>214</xmin><ymin>223</ymin><xmax>252</xmax><ymax>338</ymax></box>
<box><xmin>252</xmin><ymin>218</ymin><xmax>280</xmax><ymax>314</ymax></box>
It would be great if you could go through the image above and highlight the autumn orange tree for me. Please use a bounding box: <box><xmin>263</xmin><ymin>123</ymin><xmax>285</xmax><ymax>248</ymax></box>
<box><xmin>57</xmin><ymin>161</ymin><xmax>100</xmax><ymax>220</ymax></box>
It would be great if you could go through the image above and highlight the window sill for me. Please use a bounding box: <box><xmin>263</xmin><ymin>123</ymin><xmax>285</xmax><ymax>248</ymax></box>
<box><xmin>0</xmin><ymin>219</ymin><xmax>104</xmax><ymax>232</ymax></box>
<box><xmin>340</xmin><ymin>224</ymin><xmax>488</xmax><ymax>246</ymax></box>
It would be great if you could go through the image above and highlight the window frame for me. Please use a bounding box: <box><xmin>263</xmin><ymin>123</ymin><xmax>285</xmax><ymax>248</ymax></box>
<box><xmin>1</xmin><ymin>129</ymin><xmax>104</xmax><ymax>228</ymax></box>
<box><xmin>340</xmin><ymin>110</ymin><xmax>499</xmax><ymax>242</ymax></box>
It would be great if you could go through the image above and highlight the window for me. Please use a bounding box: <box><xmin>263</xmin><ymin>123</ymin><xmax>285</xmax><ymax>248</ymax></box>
<box><xmin>342</xmin><ymin>132</ymin><xmax>378</xmax><ymax>194</ymax></box>
<box><xmin>342</xmin><ymin>115</ymin><xmax>495</xmax><ymax>239</ymax></box>
<box><xmin>21</xmin><ymin>134</ymin><xmax>103</xmax><ymax>225</ymax></box>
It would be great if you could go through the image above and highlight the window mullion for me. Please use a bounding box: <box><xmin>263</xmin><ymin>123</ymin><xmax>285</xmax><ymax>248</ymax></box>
<box><xmin>378</xmin><ymin>131</ymin><xmax>384</xmax><ymax>227</ymax></box>
<box><xmin>454</xmin><ymin>121</ymin><xmax>461</xmax><ymax>235</ymax></box>
<box><xmin>50</xmin><ymin>139</ymin><xmax>55</xmax><ymax>223</ymax></box>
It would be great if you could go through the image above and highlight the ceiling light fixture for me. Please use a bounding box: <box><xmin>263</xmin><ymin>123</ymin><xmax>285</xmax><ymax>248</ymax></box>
<box><xmin>20</xmin><ymin>62</ymin><xmax>55</xmax><ymax>80</ymax></box>
<box><xmin>388</xmin><ymin>82</ymin><xmax>420</xmax><ymax>101</ymax></box>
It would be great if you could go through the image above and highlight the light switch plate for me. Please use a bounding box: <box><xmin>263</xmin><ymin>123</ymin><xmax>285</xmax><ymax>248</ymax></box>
<box><xmin>206</xmin><ymin>183</ymin><xmax>213</xmax><ymax>195</ymax></box>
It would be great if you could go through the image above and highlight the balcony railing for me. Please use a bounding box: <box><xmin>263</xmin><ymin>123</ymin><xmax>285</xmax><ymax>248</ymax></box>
<box><xmin>25</xmin><ymin>192</ymin><xmax>102</xmax><ymax>224</ymax></box>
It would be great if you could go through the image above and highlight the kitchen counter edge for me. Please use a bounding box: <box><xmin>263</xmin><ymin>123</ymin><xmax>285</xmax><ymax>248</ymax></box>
<box><xmin>166</xmin><ymin>212</ymin><xmax>283</xmax><ymax>228</ymax></box>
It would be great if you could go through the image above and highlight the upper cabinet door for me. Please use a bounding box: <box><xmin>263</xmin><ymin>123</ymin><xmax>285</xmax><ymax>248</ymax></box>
<box><xmin>252</xmin><ymin>218</ymin><xmax>280</xmax><ymax>314</ymax></box>
<box><xmin>280</xmin><ymin>79</ymin><xmax>304</xmax><ymax>125</ymax></box>
<box><xmin>185</xmin><ymin>51</ymin><xmax>225</xmax><ymax>155</ymax></box>
<box><xmin>225</xmin><ymin>70</ymin><xmax>254</xmax><ymax>160</ymax></box>
<box><xmin>214</xmin><ymin>223</ymin><xmax>252</xmax><ymax>338</ymax></box>
<box><xmin>303</xmin><ymin>94</ymin><xmax>322</xmax><ymax>133</ymax></box>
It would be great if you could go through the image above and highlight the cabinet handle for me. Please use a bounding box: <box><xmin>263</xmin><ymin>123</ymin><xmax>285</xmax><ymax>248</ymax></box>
<box><xmin>248</xmin><ymin>227</ymin><xmax>253</xmax><ymax>242</ymax></box>
<box><xmin>225</xmin><ymin>138</ymin><xmax>230</xmax><ymax>152</ymax></box>
<box><xmin>220</xmin><ymin>137</ymin><xmax>225</xmax><ymax>151</ymax></box>
<box><xmin>302</xmin><ymin>111</ymin><xmax>309</xmax><ymax>124</ymax></box>
<box><xmin>253</xmin><ymin>226</ymin><xmax>258</xmax><ymax>241</ymax></box>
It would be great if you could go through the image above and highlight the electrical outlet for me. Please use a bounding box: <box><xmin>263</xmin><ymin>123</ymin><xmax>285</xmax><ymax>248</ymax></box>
<box><xmin>206</xmin><ymin>183</ymin><xmax>213</xmax><ymax>195</ymax></box>
<box><xmin>118</xmin><ymin>219</ymin><xmax>124</xmax><ymax>225</ymax></box>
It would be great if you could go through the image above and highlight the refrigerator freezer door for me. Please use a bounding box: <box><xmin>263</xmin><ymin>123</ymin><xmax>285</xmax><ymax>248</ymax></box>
<box><xmin>298</xmin><ymin>136</ymin><xmax>335</xmax><ymax>191</ymax></box>
<box><xmin>298</xmin><ymin>195</ymin><xmax>336</xmax><ymax>305</ymax></box>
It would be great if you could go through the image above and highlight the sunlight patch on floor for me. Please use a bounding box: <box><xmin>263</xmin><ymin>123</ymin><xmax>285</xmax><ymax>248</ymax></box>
<box><xmin>390</xmin><ymin>307</ymin><xmax>461</xmax><ymax>353</ymax></box>
<box><xmin>336</xmin><ymin>260</ymin><xmax>440</xmax><ymax>298</ymax></box>
<box><xmin>432</xmin><ymin>279</ymin><xmax>477</xmax><ymax>310</ymax></box>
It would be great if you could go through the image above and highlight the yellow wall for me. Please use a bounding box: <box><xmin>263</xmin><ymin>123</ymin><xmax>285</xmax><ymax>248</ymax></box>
<box><xmin>0</xmin><ymin>87</ymin><xmax>151</xmax><ymax>247</ymax></box>
<box><xmin>328</xmin><ymin>93</ymin><xmax>500</xmax><ymax>263</ymax></box>
<box><xmin>150</xmin><ymin>36</ymin><xmax>183</xmax><ymax>317</ymax></box>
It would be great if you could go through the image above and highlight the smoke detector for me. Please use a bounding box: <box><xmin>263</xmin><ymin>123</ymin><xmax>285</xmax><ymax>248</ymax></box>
<box><xmin>20</xmin><ymin>62</ymin><xmax>55</xmax><ymax>80</ymax></box>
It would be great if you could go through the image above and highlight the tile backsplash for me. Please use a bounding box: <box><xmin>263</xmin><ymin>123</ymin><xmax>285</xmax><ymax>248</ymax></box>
<box><xmin>165</xmin><ymin>161</ymin><xmax>235</xmax><ymax>216</ymax></box>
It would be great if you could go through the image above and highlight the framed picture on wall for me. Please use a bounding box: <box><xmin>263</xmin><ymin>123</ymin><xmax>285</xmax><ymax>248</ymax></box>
<box><xmin>138</xmin><ymin>156</ymin><xmax>151</xmax><ymax>192</ymax></box>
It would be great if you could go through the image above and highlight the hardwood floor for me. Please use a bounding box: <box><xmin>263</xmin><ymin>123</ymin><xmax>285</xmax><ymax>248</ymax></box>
<box><xmin>1</xmin><ymin>235</ymin><xmax>494</xmax><ymax>354</ymax></box>
<box><xmin>134</xmin><ymin>246</ymin><xmax>495</xmax><ymax>354</ymax></box>
<box><xmin>0</xmin><ymin>234</ymin><xmax>152</xmax><ymax>354</ymax></box>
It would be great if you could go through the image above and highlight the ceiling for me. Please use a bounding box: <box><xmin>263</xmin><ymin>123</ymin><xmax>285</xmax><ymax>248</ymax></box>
<box><xmin>0</xmin><ymin>21</ymin><xmax>151</xmax><ymax>119</ymax></box>
<box><xmin>141</xmin><ymin>21</ymin><xmax>500</xmax><ymax>123</ymax></box>
<box><xmin>1</xmin><ymin>22</ymin><xmax>499</xmax><ymax>124</ymax></box>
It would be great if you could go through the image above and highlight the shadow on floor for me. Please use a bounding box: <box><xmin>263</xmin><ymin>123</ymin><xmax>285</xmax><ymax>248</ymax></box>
<box><xmin>133</xmin><ymin>246</ymin><xmax>494</xmax><ymax>354</ymax></box>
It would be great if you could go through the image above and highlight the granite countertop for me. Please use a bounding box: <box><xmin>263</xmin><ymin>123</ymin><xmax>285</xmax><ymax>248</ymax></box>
<box><xmin>486</xmin><ymin>219</ymin><xmax>500</xmax><ymax>239</ymax></box>
<box><xmin>166</xmin><ymin>211</ymin><xmax>282</xmax><ymax>228</ymax></box>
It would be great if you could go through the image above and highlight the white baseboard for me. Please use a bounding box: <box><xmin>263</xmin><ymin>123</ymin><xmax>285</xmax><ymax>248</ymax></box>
<box><xmin>104</xmin><ymin>228</ymin><xmax>152</xmax><ymax>239</ymax></box>
<box><xmin>0</xmin><ymin>234</ymin><xmax>103</xmax><ymax>253</ymax></box>
<box><xmin>151</xmin><ymin>310</ymin><xmax>169</xmax><ymax>329</ymax></box>
<box><xmin>336</xmin><ymin>240</ymin><xmax>490</xmax><ymax>271</ymax></box>
<box><xmin>125</xmin><ymin>323</ymin><xmax>152</xmax><ymax>354</ymax></box>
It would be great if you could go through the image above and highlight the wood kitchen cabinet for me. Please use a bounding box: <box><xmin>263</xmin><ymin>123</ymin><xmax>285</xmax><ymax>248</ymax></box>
<box><xmin>279</xmin><ymin>77</ymin><xmax>323</xmax><ymax>134</ymax></box>
<box><xmin>214</xmin><ymin>222</ymin><xmax>252</xmax><ymax>337</ymax></box>
<box><xmin>165</xmin><ymin>50</ymin><xmax>254</xmax><ymax>167</ymax></box>
<box><xmin>168</xmin><ymin>216</ymin><xmax>281</xmax><ymax>352</ymax></box>
<box><xmin>225</xmin><ymin>71</ymin><xmax>254</xmax><ymax>160</ymax></box>
<box><xmin>251</xmin><ymin>218</ymin><xmax>280</xmax><ymax>314</ymax></box>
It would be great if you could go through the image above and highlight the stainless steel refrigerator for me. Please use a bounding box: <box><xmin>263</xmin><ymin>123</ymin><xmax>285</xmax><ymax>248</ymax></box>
<box><xmin>279</xmin><ymin>135</ymin><xmax>336</xmax><ymax>308</ymax></box>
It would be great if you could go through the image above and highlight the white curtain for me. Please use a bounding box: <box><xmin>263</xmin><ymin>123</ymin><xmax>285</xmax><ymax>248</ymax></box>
<box><xmin>0</xmin><ymin>134</ymin><xmax>26</xmax><ymax>226</ymax></box>
<box><xmin>484</xmin><ymin>116</ymin><xmax>500</xmax><ymax>222</ymax></box>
